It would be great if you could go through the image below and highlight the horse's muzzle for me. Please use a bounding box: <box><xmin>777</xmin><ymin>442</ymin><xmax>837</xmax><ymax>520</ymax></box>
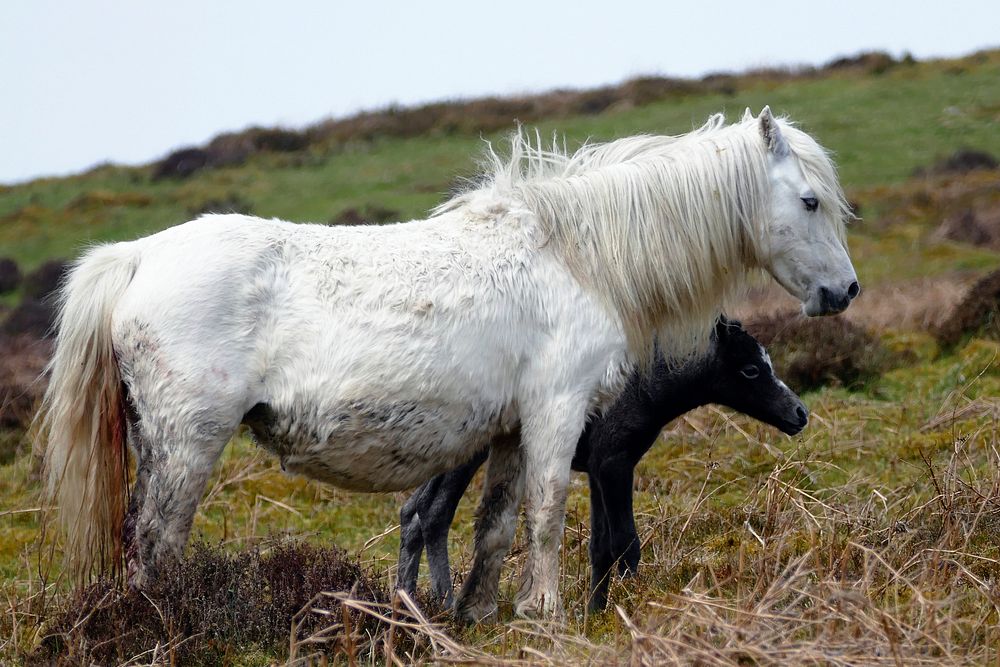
<box><xmin>807</xmin><ymin>281</ymin><xmax>861</xmax><ymax>316</ymax></box>
<box><xmin>778</xmin><ymin>401</ymin><xmax>809</xmax><ymax>436</ymax></box>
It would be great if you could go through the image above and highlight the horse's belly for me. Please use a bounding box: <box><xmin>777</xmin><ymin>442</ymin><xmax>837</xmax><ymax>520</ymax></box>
<box><xmin>245</xmin><ymin>398</ymin><xmax>511</xmax><ymax>492</ymax></box>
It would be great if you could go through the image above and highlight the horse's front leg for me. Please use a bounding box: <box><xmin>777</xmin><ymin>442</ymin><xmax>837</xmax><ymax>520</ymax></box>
<box><xmin>586</xmin><ymin>471</ymin><xmax>615</xmax><ymax>613</ymax></box>
<box><xmin>514</xmin><ymin>397</ymin><xmax>588</xmax><ymax>619</ymax></box>
<box><xmin>454</xmin><ymin>434</ymin><xmax>524</xmax><ymax>623</ymax></box>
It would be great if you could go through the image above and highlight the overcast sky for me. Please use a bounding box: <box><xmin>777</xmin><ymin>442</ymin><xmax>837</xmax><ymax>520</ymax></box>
<box><xmin>2</xmin><ymin>0</ymin><xmax>998</xmax><ymax>184</ymax></box>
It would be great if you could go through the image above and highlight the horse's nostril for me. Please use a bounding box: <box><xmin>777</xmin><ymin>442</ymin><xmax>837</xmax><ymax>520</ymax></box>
<box><xmin>847</xmin><ymin>281</ymin><xmax>860</xmax><ymax>299</ymax></box>
<box><xmin>796</xmin><ymin>406</ymin><xmax>808</xmax><ymax>424</ymax></box>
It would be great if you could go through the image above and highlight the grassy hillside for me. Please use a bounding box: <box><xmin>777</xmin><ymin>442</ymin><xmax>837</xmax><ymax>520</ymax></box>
<box><xmin>3</xmin><ymin>49</ymin><xmax>1000</xmax><ymax>665</ymax></box>
<box><xmin>2</xmin><ymin>49</ymin><xmax>1000</xmax><ymax>269</ymax></box>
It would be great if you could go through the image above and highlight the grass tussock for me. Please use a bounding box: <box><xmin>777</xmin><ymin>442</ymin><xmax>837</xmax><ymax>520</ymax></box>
<box><xmin>29</xmin><ymin>541</ymin><xmax>391</xmax><ymax>666</ymax></box>
<box><xmin>745</xmin><ymin>311</ymin><xmax>898</xmax><ymax>391</ymax></box>
<box><xmin>0</xmin><ymin>258</ymin><xmax>21</xmax><ymax>295</ymax></box>
<box><xmin>607</xmin><ymin>443</ymin><xmax>1000</xmax><ymax>666</ymax></box>
<box><xmin>937</xmin><ymin>269</ymin><xmax>1000</xmax><ymax>347</ymax></box>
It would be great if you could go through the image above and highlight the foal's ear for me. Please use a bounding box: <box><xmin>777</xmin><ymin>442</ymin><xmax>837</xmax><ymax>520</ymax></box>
<box><xmin>714</xmin><ymin>316</ymin><xmax>730</xmax><ymax>339</ymax></box>
<box><xmin>741</xmin><ymin>107</ymin><xmax>754</xmax><ymax>122</ymax></box>
<box><xmin>759</xmin><ymin>105</ymin><xmax>790</xmax><ymax>158</ymax></box>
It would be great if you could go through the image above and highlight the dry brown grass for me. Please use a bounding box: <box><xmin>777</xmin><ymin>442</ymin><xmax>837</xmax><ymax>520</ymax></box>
<box><xmin>283</xmin><ymin>431</ymin><xmax>1000</xmax><ymax>666</ymax></box>
<box><xmin>6</xmin><ymin>379</ymin><xmax>1000</xmax><ymax>665</ymax></box>
<box><xmin>937</xmin><ymin>269</ymin><xmax>1000</xmax><ymax>347</ymax></box>
<box><xmin>733</xmin><ymin>275</ymin><xmax>976</xmax><ymax>335</ymax></box>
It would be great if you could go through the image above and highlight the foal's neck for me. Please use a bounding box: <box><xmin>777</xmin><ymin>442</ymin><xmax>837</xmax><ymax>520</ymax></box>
<box><xmin>647</xmin><ymin>359</ymin><xmax>714</xmax><ymax>420</ymax></box>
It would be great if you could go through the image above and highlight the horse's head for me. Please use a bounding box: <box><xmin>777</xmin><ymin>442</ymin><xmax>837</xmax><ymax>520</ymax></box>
<box><xmin>752</xmin><ymin>106</ymin><xmax>860</xmax><ymax>316</ymax></box>
<box><xmin>706</xmin><ymin>316</ymin><xmax>807</xmax><ymax>436</ymax></box>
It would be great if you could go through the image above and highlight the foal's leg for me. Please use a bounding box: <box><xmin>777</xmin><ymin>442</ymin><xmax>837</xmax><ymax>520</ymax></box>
<box><xmin>396</xmin><ymin>491</ymin><xmax>426</xmax><ymax>597</ymax></box>
<box><xmin>587</xmin><ymin>472</ymin><xmax>616</xmax><ymax>612</ymax></box>
<box><xmin>454</xmin><ymin>435</ymin><xmax>524</xmax><ymax>623</ymax></box>
<box><xmin>514</xmin><ymin>399</ymin><xmax>588</xmax><ymax>618</ymax></box>
<box><xmin>423</xmin><ymin>450</ymin><xmax>489</xmax><ymax>606</ymax></box>
<box><xmin>596</xmin><ymin>456</ymin><xmax>642</xmax><ymax>576</ymax></box>
<box><xmin>396</xmin><ymin>449</ymin><xmax>488</xmax><ymax>605</ymax></box>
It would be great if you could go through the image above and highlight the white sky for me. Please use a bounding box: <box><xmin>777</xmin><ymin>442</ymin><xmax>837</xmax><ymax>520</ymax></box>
<box><xmin>2</xmin><ymin>0</ymin><xmax>998</xmax><ymax>184</ymax></box>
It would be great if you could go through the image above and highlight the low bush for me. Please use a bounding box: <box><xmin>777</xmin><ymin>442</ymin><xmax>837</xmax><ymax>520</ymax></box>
<box><xmin>746</xmin><ymin>311</ymin><xmax>897</xmax><ymax>391</ymax></box>
<box><xmin>915</xmin><ymin>148</ymin><xmax>998</xmax><ymax>177</ymax></box>
<box><xmin>33</xmin><ymin>541</ymin><xmax>390</xmax><ymax>665</ymax></box>
<box><xmin>329</xmin><ymin>204</ymin><xmax>400</xmax><ymax>226</ymax></box>
<box><xmin>0</xmin><ymin>334</ymin><xmax>50</xmax><ymax>464</ymax></box>
<box><xmin>0</xmin><ymin>257</ymin><xmax>21</xmax><ymax>294</ymax></box>
<box><xmin>151</xmin><ymin>147</ymin><xmax>211</xmax><ymax>181</ymax></box>
<box><xmin>0</xmin><ymin>300</ymin><xmax>56</xmax><ymax>338</ymax></box>
<box><xmin>22</xmin><ymin>260</ymin><xmax>69</xmax><ymax>301</ymax></box>
<box><xmin>935</xmin><ymin>269</ymin><xmax>1000</xmax><ymax>347</ymax></box>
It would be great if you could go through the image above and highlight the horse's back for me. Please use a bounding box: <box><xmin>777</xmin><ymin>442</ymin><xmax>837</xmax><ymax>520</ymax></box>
<box><xmin>108</xmin><ymin>213</ymin><xmax>543</xmax><ymax>488</ymax></box>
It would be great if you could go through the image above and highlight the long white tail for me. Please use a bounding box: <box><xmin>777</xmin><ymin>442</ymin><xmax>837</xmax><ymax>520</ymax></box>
<box><xmin>35</xmin><ymin>242</ymin><xmax>140</xmax><ymax>580</ymax></box>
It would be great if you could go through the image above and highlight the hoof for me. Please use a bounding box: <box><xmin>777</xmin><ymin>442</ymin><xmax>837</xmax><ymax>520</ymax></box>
<box><xmin>454</xmin><ymin>599</ymin><xmax>498</xmax><ymax>624</ymax></box>
<box><xmin>514</xmin><ymin>589</ymin><xmax>562</xmax><ymax>619</ymax></box>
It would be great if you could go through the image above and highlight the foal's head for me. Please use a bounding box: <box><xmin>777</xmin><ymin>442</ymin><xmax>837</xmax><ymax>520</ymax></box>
<box><xmin>705</xmin><ymin>316</ymin><xmax>808</xmax><ymax>436</ymax></box>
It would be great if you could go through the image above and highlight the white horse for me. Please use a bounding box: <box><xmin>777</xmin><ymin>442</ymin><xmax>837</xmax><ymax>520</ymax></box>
<box><xmin>38</xmin><ymin>107</ymin><xmax>858</xmax><ymax>621</ymax></box>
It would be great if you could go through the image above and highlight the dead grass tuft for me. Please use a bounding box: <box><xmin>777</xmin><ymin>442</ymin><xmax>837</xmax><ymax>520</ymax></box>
<box><xmin>936</xmin><ymin>269</ymin><xmax>1000</xmax><ymax>347</ymax></box>
<box><xmin>329</xmin><ymin>204</ymin><xmax>401</xmax><ymax>226</ymax></box>
<box><xmin>30</xmin><ymin>540</ymin><xmax>389</xmax><ymax>665</ymax></box>
<box><xmin>745</xmin><ymin>311</ymin><xmax>898</xmax><ymax>391</ymax></box>
<box><xmin>0</xmin><ymin>334</ymin><xmax>50</xmax><ymax>464</ymax></box>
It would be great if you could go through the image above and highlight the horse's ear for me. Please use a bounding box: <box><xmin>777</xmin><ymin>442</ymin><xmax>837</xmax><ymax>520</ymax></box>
<box><xmin>759</xmin><ymin>105</ymin><xmax>790</xmax><ymax>158</ymax></box>
<box><xmin>741</xmin><ymin>107</ymin><xmax>754</xmax><ymax>122</ymax></box>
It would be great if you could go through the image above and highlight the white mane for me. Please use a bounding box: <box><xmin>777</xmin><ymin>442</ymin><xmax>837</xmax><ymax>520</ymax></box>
<box><xmin>440</xmin><ymin>114</ymin><xmax>851</xmax><ymax>361</ymax></box>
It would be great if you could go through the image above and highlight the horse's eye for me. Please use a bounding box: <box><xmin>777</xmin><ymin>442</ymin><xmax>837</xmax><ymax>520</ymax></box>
<box><xmin>801</xmin><ymin>197</ymin><xmax>818</xmax><ymax>212</ymax></box>
<box><xmin>740</xmin><ymin>365</ymin><xmax>760</xmax><ymax>379</ymax></box>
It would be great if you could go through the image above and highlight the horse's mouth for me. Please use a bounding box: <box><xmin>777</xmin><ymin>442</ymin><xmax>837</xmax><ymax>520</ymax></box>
<box><xmin>778</xmin><ymin>419</ymin><xmax>807</xmax><ymax>436</ymax></box>
<box><xmin>776</xmin><ymin>405</ymin><xmax>808</xmax><ymax>435</ymax></box>
<box><xmin>803</xmin><ymin>283</ymin><xmax>860</xmax><ymax>316</ymax></box>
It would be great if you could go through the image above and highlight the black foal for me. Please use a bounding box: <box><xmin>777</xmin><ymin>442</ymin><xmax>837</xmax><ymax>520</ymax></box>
<box><xmin>397</xmin><ymin>317</ymin><xmax>807</xmax><ymax>612</ymax></box>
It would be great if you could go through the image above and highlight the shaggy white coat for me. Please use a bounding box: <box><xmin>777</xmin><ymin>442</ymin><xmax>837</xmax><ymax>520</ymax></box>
<box><xmin>38</xmin><ymin>107</ymin><xmax>856</xmax><ymax>620</ymax></box>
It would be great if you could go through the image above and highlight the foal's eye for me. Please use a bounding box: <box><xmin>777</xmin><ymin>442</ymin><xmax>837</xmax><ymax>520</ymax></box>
<box><xmin>740</xmin><ymin>365</ymin><xmax>760</xmax><ymax>379</ymax></box>
<box><xmin>801</xmin><ymin>197</ymin><xmax>819</xmax><ymax>212</ymax></box>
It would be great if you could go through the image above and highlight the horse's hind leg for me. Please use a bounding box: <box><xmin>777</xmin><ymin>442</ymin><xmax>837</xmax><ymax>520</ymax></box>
<box><xmin>129</xmin><ymin>423</ymin><xmax>236</xmax><ymax>588</ymax></box>
<box><xmin>454</xmin><ymin>434</ymin><xmax>524</xmax><ymax>623</ymax></box>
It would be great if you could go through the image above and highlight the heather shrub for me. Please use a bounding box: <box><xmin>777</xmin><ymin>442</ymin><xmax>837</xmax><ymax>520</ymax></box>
<box><xmin>746</xmin><ymin>311</ymin><xmax>897</xmax><ymax>391</ymax></box>
<box><xmin>936</xmin><ymin>269</ymin><xmax>1000</xmax><ymax>347</ymax></box>
<box><xmin>33</xmin><ymin>541</ymin><xmax>389</xmax><ymax>665</ymax></box>
<box><xmin>0</xmin><ymin>257</ymin><xmax>21</xmax><ymax>294</ymax></box>
<box><xmin>329</xmin><ymin>204</ymin><xmax>400</xmax><ymax>225</ymax></box>
<box><xmin>22</xmin><ymin>260</ymin><xmax>69</xmax><ymax>301</ymax></box>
